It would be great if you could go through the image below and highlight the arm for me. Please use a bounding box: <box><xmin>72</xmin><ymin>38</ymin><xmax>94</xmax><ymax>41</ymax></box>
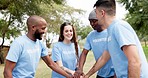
<box><xmin>3</xmin><ymin>60</ymin><xmax>16</xmax><ymax>78</ymax></box>
<box><xmin>42</xmin><ymin>55</ymin><xmax>72</xmax><ymax>78</ymax></box>
<box><xmin>122</xmin><ymin>45</ymin><xmax>141</xmax><ymax>78</ymax></box>
<box><xmin>56</xmin><ymin>60</ymin><xmax>75</xmax><ymax>76</ymax></box>
<box><xmin>85</xmin><ymin>50</ymin><xmax>110</xmax><ymax>78</ymax></box>
<box><xmin>76</xmin><ymin>49</ymin><xmax>89</xmax><ymax>74</ymax></box>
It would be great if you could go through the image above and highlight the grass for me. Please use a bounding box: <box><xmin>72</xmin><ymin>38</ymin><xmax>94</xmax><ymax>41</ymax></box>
<box><xmin>0</xmin><ymin>52</ymin><xmax>96</xmax><ymax>78</ymax></box>
<box><xmin>143</xmin><ymin>46</ymin><xmax>148</xmax><ymax>60</ymax></box>
<box><xmin>35</xmin><ymin>51</ymin><xmax>96</xmax><ymax>78</ymax></box>
<box><xmin>0</xmin><ymin>46</ymin><xmax>148</xmax><ymax>78</ymax></box>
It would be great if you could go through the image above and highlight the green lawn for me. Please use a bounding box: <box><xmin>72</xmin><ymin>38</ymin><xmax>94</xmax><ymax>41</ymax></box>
<box><xmin>143</xmin><ymin>46</ymin><xmax>148</xmax><ymax>60</ymax></box>
<box><xmin>0</xmin><ymin>46</ymin><xmax>148</xmax><ymax>78</ymax></box>
<box><xmin>0</xmin><ymin>52</ymin><xmax>96</xmax><ymax>78</ymax></box>
<box><xmin>35</xmin><ymin>51</ymin><xmax>96</xmax><ymax>78</ymax></box>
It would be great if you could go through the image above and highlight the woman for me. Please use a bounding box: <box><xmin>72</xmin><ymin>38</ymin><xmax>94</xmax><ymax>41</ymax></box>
<box><xmin>51</xmin><ymin>22</ymin><xmax>81</xmax><ymax>78</ymax></box>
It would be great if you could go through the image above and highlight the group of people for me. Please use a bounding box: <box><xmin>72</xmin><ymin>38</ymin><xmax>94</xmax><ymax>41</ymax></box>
<box><xmin>3</xmin><ymin>0</ymin><xmax>148</xmax><ymax>78</ymax></box>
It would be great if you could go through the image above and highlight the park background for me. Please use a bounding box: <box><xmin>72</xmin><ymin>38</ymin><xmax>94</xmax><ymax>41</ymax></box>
<box><xmin>0</xmin><ymin>0</ymin><xmax>148</xmax><ymax>78</ymax></box>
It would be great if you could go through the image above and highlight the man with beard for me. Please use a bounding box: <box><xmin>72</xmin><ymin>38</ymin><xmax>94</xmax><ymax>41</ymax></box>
<box><xmin>75</xmin><ymin>10</ymin><xmax>115</xmax><ymax>78</ymax></box>
<box><xmin>3</xmin><ymin>15</ymin><xmax>73</xmax><ymax>78</ymax></box>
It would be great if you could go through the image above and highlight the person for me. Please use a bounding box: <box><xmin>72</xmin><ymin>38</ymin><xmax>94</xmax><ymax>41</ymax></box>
<box><xmin>3</xmin><ymin>15</ymin><xmax>72</xmax><ymax>78</ymax></box>
<box><xmin>84</xmin><ymin>0</ymin><xmax>148</xmax><ymax>78</ymax></box>
<box><xmin>51</xmin><ymin>22</ymin><xmax>81</xmax><ymax>78</ymax></box>
<box><xmin>75</xmin><ymin>10</ymin><xmax>115</xmax><ymax>78</ymax></box>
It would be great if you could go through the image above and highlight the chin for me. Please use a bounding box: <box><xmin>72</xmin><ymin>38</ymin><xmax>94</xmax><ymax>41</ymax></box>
<box><xmin>66</xmin><ymin>38</ymin><xmax>72</xmax><ymax>41</ymax></box>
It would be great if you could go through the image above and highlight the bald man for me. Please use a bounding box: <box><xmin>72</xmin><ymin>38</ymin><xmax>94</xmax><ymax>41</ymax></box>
<box><xmin>3</xmin><ymin>15</ymin><xmax>72</xmax><ymax>78</ymax></box>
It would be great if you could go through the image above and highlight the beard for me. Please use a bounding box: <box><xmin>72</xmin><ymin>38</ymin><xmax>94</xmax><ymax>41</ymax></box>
<box><xmin>34</xmin><ymin>29</ymin><xmax>43</xmax><ymax>40</ymax></box>
<box><xmin>93</xmin><ymin>25</ymin><xmax>103</xmax><ymax>32</ymax></box>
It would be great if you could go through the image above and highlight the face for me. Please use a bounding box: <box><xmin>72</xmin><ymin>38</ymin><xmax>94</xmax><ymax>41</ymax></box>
<box><xmin>63</xmin><ymin>25</ymin><xmax>73</xmax><ymax>41</ymax></box>
<box><xmin>89</xmin><ymin>19</ymin><xmax>103</xmax><ymax>32</ymax></box>
<box><xmin>95</xmin><ymin>8</ymin><xmax>105</xmax><ymax>31</ymax></box>
<box><xmin>34</xmin><ymin>22</ymin><xmax>47</xmax><ymax>40</ymax></box>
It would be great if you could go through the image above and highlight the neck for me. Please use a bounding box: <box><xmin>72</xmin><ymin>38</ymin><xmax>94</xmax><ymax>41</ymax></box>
<box><xmin>26</xmin><ymin>33</ymin><xmax>36</xmax><ymax>41</ymax></box>
<box><xmin>63</xmin><ymin>39</ymin><xmax>71</xmax><ymax>44</ymax></box>
<box><xmin>104</xmin><ymin>16</ymin><xmax>116</xmax><ymax>29</ymax></box>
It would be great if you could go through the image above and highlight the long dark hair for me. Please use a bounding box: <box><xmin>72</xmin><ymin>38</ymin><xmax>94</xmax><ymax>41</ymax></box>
<box><xmin>58</xmin><ymin>22</ymin><xmax>79</xmax><ymax>60</ymax></box>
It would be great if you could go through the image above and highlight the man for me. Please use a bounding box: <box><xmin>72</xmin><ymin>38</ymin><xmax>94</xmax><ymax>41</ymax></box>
<box><xmin>3</xmin><ymin>15</ymin><xmax>72</xmax><ymax>78</ymax></box>
<box><xmin>75</xmin><ymin>10</ymin><xmax>115</xmax><ymax>78</ymax></box>
<box><xmin>84</xmin><ymin>0</ymin><xmax>148</xmax><ymax>78</ymax></box>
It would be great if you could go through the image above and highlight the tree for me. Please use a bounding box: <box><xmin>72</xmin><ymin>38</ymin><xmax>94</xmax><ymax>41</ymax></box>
<box><xmin>77</xmin><ymin>25</ymin><xmax>93</xmax><ymax>40</ymax></box>
<box><xmin>117</xmin><ymin>0</ymin><xmax>148</xmax><ymax>46</ymax></box>
<box><xmin>0</xmin><ymin>0</ymin><xmax>84</xmax><ymax>64</ymax></box>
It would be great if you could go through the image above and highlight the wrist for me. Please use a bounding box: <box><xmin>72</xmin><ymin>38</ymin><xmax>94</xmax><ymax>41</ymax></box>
<box><xmin>66</xmin><ymin>74</ymin><xmax>72</xmax><ymax>78</ymax></box>
<box><xmin>77</xmin><ymin>67</ymin><xmax>83</xmax><ymax>71</ymax></box>
<box><xmin>86</xmin><ymin>73</ymin><xmax>91</xmax><ymax>77</ymax></box>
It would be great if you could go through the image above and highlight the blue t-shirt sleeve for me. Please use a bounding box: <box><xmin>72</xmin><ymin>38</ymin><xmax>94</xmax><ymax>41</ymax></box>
<box><xmin>104</xmin><ymin>42</ymin><xmax>108</xmax><ymax>51</ymax></box>
<box><xmin>52</xmin><ymin>44</ymin><xmax>61</xmax><ymax>61</ymax></box>
<box><xmin>40</xmin><ymin>41</ymin><xmax>48</xmax><ymax>57</ymax></box>
<box><xmin>114</xmin><ymin>22</ymin><xmax>136</xmax><ymax>48</ymax></box>
<box><xmin>84</xmin><ymin>36</ymin><xmax>91</xmax><ymax>50</ymax></box>
<box><xmin>6</xmin><ymin>40</ymin><xmax>22</xmax><ymax>62</ymax></box>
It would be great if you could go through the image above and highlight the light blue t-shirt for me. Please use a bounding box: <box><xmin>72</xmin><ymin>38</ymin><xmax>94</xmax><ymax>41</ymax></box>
<box><xmin>51</xmin><ymin>42</ymin><xmax>81</xmax><ymax>78</ymax></box>
<box><xmin>107</xmin><ymin>19</ymin><xmax>148</xmax><ymax>78</ymax></box>
<box><xmin>84</xmin><ymin>30</ymin><xmax>114</xmax><ymax>77</ymax></box>
<box><xmin>6</xmin><ymin>35</ymin><xmax>48</xmax><ymax>78</ymax></box>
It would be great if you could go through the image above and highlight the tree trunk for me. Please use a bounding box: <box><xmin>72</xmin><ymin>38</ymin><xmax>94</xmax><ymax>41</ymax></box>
<box><xmin>0</xmin><ymin>33</ymin><xmax>5</xmax><ymax>64</ymax></box>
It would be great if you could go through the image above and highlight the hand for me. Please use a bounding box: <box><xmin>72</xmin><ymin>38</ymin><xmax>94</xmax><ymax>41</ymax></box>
<box><xmin>74</xmin><ymin>69</ymin><xmax>84</xmax><ymax>78</ymax></box>
<box><xmin>66</xmin><ymin>75</ymin><xmax>73</xmax><ymax>78</ymax></box>
<box><xmin>83</xmin><ymin>75</ymin><xmax>89</xmax><ymax>78</ymax></box>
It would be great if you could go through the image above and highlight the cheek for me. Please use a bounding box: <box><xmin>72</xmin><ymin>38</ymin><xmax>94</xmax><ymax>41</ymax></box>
<box><xmin>95</xmin><ymin>10</ymin><xmax>100</xmax><ymax>19</ymax></box>
<box><xmin>96</xmin><ymin>13</ymin><xmax>99</xmax><ymax>19</ymax></box>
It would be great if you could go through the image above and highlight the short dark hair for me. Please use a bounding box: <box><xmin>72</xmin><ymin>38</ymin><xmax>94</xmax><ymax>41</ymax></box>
<box><xmin>94</xmin><ymin>0</ymin><xmax>116</xmax><ymax>16</ymax></box>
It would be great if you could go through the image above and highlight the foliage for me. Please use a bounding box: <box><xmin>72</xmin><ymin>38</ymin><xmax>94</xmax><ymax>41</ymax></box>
<box><xmin>0</xmin><ymin>0</ymin><xmax>84</xmax><ymax>44</ymax></box>
<box><xmin>117</xmin><ymin>0</ymin><xmax>148</xmax><ymax>41</ymax></box>
<box><xmin>0</xmin><ymin>0</ymin><xmax>65</xmax><ymax>45</ymax></box>
<box><xmin>77</xmin><ymin>25</ymin><xmax>93</xmax><ymax>40</ymax></box>
<box><xmin>0</xmin><ymin>0</ymin><xmax>84</xmax><ymax>64</ymax></box>
<box><xmin>39</xmin><ymin>2</ymin><xmax>84</xmax><ymax>34</ymax></box>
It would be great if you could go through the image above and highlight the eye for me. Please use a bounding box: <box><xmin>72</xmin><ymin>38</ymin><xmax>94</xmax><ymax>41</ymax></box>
<box><xmin>42</xmin><ymin>27</ymin><xmax>46</xmax><ymax>30</ymax></box>
<box><xmin>70</xmin><ymin>30</ymin><xmax>73</xmax><ymax>32</ymax></box>
<box><xmin>65</xmin><ymin>30</ymin><xmax>68</xmax><ymax>33</ymax></box>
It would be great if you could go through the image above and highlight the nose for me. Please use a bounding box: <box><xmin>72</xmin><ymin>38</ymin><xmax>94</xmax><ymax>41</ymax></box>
<box><xmin>90</xmin><ymin>22</ymin><xmax>95</xmax><ymax>27</ymax></box>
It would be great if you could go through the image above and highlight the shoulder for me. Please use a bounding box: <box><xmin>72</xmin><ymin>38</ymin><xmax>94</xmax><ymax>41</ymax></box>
<box><xmin>87</xmin><ymin>30</ymin><xmax>96</xmax><ymax>37</ymax></box>
<box><xmin>53</xmin><ymin>42</ymin><xmax>62</xmax><ymax>47</ymax></box>
<box><xmin>12</xmin><ymin>35</ymin><xmax>26</xmax><ymax>44</ymax></box>
<box><xmin>114</xmin><ymin>19</ymin><xmax>131</xmax><ymax>27</ymax></box>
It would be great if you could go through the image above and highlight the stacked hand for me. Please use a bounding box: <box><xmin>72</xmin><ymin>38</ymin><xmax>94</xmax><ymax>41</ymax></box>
<box><xmin>73</xmin><ymin>68</ymin><xmax>84</xmax><ymax>78</ymax></box>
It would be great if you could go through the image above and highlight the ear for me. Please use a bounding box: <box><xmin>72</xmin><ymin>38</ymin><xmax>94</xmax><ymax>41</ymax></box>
<box><xmin>101</xmin><ymin>10</ymin><xmax>105</xmax><ymax>17</ymax></box>
<box><xmin>32</xmin><ymin>25</ymin><xmax>36</xmax><ymax>31</ymax></box>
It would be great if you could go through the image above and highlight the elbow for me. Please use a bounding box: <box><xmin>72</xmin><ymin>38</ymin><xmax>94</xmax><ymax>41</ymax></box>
<box><xmin>47</xmin><ymin>62</ymin><xmax>55</xmax><ymax>68</ymax></box>
<box><xmin>3</xmin><ymin>70</ymin><xmax>9</xmax><ymax>78</ymax></box>
<box><xmin>129</xmin><ymin>58</ymin><xmax>141</xmax><ymax>69</ymax></box>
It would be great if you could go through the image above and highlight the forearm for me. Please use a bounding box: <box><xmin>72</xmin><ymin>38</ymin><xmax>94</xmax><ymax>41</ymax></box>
<box><xmin>79</xmin><ymin>54</ymin><xmax>86</xmax><ymax>70</ymax></box>
<box><xmin>3</xmin><ymin>70</ymin><xmax>13</xmax><ymax>78</ymax></box>
<box><xmin>78</xmin><ymin>50</ymin><xmax>88</xmax><ymax>71</ymax></box>
<box><xmin>86</xmin><ymin>51</ymin><xmax>110</xmax><ymax>77</ymax></box>
<box><xmin>61</xmin><ymin>66</ymin><xmax>75</xmax><ymax>75</ymax></box>
<box><xmin>48</xmin><ymin>60</ymin><xmax>71</xmax><ymax>77</ymax></box>
<box><xmin>128</xmin><ymin>60</ymin><xmax>141</xmax><ymax>77</ymax></box>
<box><xmin>42</xmin><ymin>56</ymin><xmax>71</xmax><ymax>78</ymax></box>
<box><xmin>86</xmin><ymin>56</ymin><xmax>106</xmax><ymax>77</ymax></box>
<box><xmin>122</xmin><ymin>45</ymin><xmax>141</xmax><ymax>78</ymax></box>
